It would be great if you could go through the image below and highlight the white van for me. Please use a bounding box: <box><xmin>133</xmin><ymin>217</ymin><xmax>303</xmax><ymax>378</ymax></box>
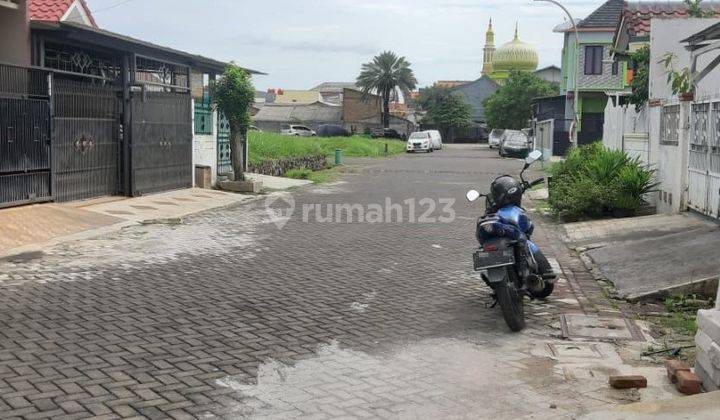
<box><xmin>406</xmin><ymin>131</ymin><xmax>433</xmax><ymax>153</ymax></box>
<box><xmin>426</xmin><ymin>130</ymin><xmax>443</xmax><ymax>150</ymax></box>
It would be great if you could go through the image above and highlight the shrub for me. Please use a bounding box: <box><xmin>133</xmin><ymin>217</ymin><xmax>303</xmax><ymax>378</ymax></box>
<box><xmin>548</xmin><ymin>143</ymin><xmax>658</xmax><ymax>219</ymax></box>
<box><xmin>247</xmin><ymin>132</ymin><xmax>406</xmax><ymax>164</ymax></box>
<box><xmin>610</xmin><ymin>164</ymin><xmax>659</xmax><ymax>212</ymax></box>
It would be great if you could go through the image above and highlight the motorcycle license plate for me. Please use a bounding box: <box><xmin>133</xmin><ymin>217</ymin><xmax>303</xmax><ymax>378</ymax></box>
<box><xmin>473</xmin><ymin>249</ymin><xmax>515</xmax><ymax>271</ymax></box>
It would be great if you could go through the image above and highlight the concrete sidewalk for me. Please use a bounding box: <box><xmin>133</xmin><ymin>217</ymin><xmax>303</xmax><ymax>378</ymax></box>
<box><xmin>581</xmin><ymin>390</ymin><xmax>720</xmax><ymax>419</ymax></box>
<box><xmin>0</xmin><ymin>204</ymin><xmax>122</xmax><ymax>257</ymax></box>
<box><xmin>78</xmin><ymin>188</ymin><xmax>252</xmax><ymax>223</ymax></box>
<box><xmin>0</xmin><ymin>170</ymin><xmax>314</xmax><ymax>257</ymax></box>
<box><xmin>245</xmin><ymin>172</ymin><xmax>312</xmax><ymax>190</ymax></box>
<box><xmin>563</xmin><ymin>213</ymin><xmax>720</xmax><ymax>300</ymax></box>
<box><xmin>0</xmin><ymin>188</ymin><xmax>253</xmax><ymax>258</ymax></box>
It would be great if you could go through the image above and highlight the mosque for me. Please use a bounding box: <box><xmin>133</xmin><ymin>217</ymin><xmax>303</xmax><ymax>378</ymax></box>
<box><xmin>481</xmin><ymin>19</ymin><xmax>540</xmax><ymax>84</ymax></box>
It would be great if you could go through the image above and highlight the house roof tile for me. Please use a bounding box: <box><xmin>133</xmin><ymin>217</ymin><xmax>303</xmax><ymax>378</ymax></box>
<box><xmin>624</xmin><ymin>1</ymin><xmax>720</xmax><ymax>37</ymax></box>
<box><xmin>29</xmin><ymin>0</ymin><xmax>97</xmax><ymax>28</ymax></box>
<box><xmin>578</xmin><ymin>0</ymin><xmax>624</xmax><ymax>29</ymax></box>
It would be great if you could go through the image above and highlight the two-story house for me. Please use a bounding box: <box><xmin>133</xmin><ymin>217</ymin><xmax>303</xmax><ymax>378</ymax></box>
<box><xmin>555</xmin><ymin>0</ymin><xmax>627</xmax><ymax>144</ymax></box>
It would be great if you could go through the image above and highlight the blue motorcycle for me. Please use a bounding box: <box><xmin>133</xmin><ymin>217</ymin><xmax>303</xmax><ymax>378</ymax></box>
<box><xmin>466</xmin><ymin>150</ymin><xmax>556</xmax><ymax>331</ymax></box>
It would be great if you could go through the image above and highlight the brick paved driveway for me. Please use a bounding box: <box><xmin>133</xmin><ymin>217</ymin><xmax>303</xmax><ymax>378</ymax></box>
<box><xmin>1</xmin><ymin>146</ymin><xmax>592</xmax><ymax>419</ymax></box>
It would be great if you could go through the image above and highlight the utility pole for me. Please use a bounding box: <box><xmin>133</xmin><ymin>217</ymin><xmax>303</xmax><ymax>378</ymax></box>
<box><xmin>533</xmin><ymin>0</ymin><xmax>580</xmax><ymax>146</ymax></box>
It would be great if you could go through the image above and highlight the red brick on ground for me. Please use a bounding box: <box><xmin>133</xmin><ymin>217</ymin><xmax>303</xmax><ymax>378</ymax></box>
<box><xmin>675</xmin><ymin>370</ymin><xmax>702</xmax><ymax>395</ymax></box>
<box><xmin>609</xmin><ymin>375</ymin><xmax>648</xmax><ymax>389</ymax></box>
<box><xmin>665</xmin><ymin>359</ymin><xmax>691</xmax><ymax>384</ymax></box>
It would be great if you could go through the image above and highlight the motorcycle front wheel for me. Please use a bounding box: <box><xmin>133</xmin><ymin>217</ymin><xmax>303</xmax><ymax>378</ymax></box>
<box><xmin>495</xmin><ymin>268</ymin><xmax>526</xmax><ymax>332</ymax></box>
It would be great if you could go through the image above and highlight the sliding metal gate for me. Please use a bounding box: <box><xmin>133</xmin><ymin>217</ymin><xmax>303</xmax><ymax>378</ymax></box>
<box><xmin>130</xmin><ymin>91</ymin><xmax>192</xmax><ymax>195</ymax></box>
<box><xmin>0</xmin><ymin>64</ymin><xmax>52</xmax><ymax>208</ymax></box>
<box><xmin>688</xmin><ymin>102</ymin><xmax>720</xmax><ymax>218</ymax></box>
<box><xmin>52</xmin><ymin>79</ymin><xmax>120</xmax><ymax>202</ymax></box>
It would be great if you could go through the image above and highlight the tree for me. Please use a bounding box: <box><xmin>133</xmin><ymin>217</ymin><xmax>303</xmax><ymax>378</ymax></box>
<box><xmin>419</xmin><ymin>87</ymin><xmax>472</xmax><ymax>138</ymax></box>
<box><xmin>685</xmin><ymin>0</ymin><xmax>715</xmax><ymax>17</ymax></box>
<box><xmin>628</xmin><ymin>45</ymin><xmax>649</xmax><ymax>110</ymax></box>
<box><xmin>356</xmin><ymin>51</ymin><xmax>417</xmax><ymax>128</ymax></box>
<box><xmin>212</xmin><ymin>64</ymin><xmax>255</xmax><ymax>181</ymax></box>
<box><xmin>483</xmin><ymin>71</ymin><xmax>557</xmax><ymax>130</ymax></box>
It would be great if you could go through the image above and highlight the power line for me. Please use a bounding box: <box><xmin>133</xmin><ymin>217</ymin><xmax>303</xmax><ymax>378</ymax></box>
<box><xmin>91</xmin><ymin>0</ymin><xmax>137</xmax><ymax>14</ymax></box>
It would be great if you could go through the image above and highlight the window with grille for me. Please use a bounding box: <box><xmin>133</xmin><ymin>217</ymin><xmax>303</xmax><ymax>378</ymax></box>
<box><xmin>660</xmin><ymin>105</ymin><xmax>680</xmax><ymax>145</ymax></box>
<box><xmin>584</xmin><ymin>46</ymin><xmax>603</xmax><ymax>75</ymax></box>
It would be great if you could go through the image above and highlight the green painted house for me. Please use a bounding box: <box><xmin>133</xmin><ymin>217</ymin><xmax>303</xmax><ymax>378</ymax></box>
<box><xmin>555</xmin><ymin>0</ymin><xmax>628</xmax><ymax>144</ymax></box>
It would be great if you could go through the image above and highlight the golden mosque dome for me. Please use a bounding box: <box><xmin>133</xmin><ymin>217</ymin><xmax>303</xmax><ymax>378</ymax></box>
<box><xmin>491</xmin><ymin>25</ymin><xmax>539</xmax><ymax>72</ymax></box>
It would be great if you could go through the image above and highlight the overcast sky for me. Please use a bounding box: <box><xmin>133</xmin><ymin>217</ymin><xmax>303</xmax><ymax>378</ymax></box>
<box><xmin>86</xmin><ymin>0</ymin><xmax>600</xmax><ymax>91</ymax></box>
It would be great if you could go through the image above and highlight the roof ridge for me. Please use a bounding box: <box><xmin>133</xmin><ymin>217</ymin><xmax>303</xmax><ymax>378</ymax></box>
<box><xmin>28</xmin><ymin>0</ymin><xmax>98</xmax><ymax>28</ymax></box>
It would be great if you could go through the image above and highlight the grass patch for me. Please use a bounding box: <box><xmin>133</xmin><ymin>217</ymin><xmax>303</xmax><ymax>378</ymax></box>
<box><xmin>307</xmin><ymin>168</ymin><xmax>338</xmax><ymax>184</ymax></box>
<box><xmin>284</xmin><ymin>168</ymin><xmax>313</xmax><ymax>180</ymax></box>
<box><xmin>657</xmin><ymin>294</ymin><xmax>714</xmax><ymax>336</ymax></box>
<box><xmin>660</xmin><ymin>313</ymin><xmax>698</xmax><ymax>336</ymax></box>
<box><xmin>248</xmin><ymin>132</ymin><xmax>405</xmax><ymax>164</ymax></box>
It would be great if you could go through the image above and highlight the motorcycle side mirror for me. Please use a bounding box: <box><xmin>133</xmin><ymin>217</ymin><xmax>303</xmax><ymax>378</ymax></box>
<box><xmin>466</xmin><ymin>190</ymin><xmax>481</xmax><ymax>202</ymax></box>
<box><xmin>525</xmin><ymin>150</ymin><xmax>542</xmax><ymax>165</ymax></box>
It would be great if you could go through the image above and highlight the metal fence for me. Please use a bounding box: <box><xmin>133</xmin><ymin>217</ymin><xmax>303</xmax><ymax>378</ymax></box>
<box><xmin>0</xmin><ymin>63</ymin><xmax>52</xmax><ymax>208</ymax></box>
<box><xmin>0</xmin><ymin>62</ymin><xmax>50</xmax><ymax>97</ymax></box>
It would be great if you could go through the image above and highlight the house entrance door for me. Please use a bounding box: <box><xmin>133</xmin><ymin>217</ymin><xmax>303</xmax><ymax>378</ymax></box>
<box><xmin>578</xmin><ymin>113</ymin><xmax>604</xmax><ymax>146</ymax></box>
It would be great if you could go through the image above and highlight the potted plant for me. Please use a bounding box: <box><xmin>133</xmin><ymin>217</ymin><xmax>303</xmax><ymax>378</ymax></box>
<box><xmin>660</xmin><ymin>53</ymin><xmax>694</xmax><ymax>101</ymax></box>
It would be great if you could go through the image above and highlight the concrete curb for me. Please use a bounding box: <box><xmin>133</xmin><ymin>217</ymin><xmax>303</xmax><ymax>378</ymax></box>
<box><xmin>625</xmin><ymin>276</ymin><xmax>720</xmax><ymax>302</ymax></box>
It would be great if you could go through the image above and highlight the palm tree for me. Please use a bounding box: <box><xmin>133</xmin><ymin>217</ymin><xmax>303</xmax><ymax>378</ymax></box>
<box><xmin>356</xmin><ymin>51</ymin><xmax>417</xmax><ymax>128</ymax></box>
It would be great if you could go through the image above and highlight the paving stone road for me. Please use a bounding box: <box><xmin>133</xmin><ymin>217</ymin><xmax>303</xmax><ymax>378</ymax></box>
<box><xmin>0</xmin><ymin>145</ymin><xmax>638</xmax><ymax>419</ymax></box>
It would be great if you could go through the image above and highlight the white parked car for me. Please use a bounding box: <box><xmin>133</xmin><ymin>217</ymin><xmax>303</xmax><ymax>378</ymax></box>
<box><xmin>426</xmin><ymin>130</ymin><xmax>443</xmax><ymax>150</ymax></box>
<box><xmin>281</xmin><ymin>124</ymin><xmax>316</xmax><ymax>137</ymax></box>
<box><xmin>406</xmin><ymin>131</ymin><xmax>434</xmax><ymax>153</ymax></box>
<box><xmin>488</xmin><ymin>129</ymin><xmax>504</xmax><ymax>149</ymax></box>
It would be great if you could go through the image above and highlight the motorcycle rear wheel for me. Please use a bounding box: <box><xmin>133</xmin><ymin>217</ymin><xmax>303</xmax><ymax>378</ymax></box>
<box><xmin>495</xmin><ymin>268</ymin><xmax>526</xmax><ymax>332</ymax></box>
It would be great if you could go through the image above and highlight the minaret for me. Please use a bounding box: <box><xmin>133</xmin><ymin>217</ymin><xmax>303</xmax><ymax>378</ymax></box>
<box><xmin>481</xmin><ymin>18</ymin><xmax>495</xmax><ymax>76</ymax></box>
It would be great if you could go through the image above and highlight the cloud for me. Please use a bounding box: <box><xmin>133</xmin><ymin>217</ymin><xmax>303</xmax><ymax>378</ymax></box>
<box><xmin>230</xmin><ymin>35</ymin><xmax>377</xmax><ymax>55</ymax></box>
<box><xmin>88</xmin><ymin>0</ymin><xmax>601</xmax><ymax>90</ymax></box>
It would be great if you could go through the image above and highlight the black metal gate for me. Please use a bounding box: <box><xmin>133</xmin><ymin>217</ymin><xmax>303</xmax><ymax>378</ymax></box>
<box><xmin>52</xmin><ymin>78</ymin><xmax>121</xmax><ymax>202</ymax></box>
<box><xmin>130</xmin><ymin>91</ymin><xmax>192</xmax><ymax>195</ymax></box>
<box><xmin>0</xmin><ymin>64</ymin><xmax>52</xmax><ymax>208</ymax></box>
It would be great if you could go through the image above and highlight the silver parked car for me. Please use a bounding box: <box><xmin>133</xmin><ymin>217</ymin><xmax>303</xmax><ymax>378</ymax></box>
<box><xmin>281</xmin><ymin>124</ymin><xmax>316</xmax><ymax>137</ymax></box>
<box><xmin>499</xmin><ymin>130</ymin><xmax>532</xmax><ymax>158</ymax></box>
